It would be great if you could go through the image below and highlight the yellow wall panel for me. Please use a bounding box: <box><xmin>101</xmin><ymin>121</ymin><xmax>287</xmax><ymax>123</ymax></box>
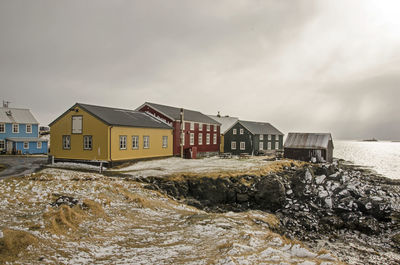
<box><xmin>50</xmin><ymin>106</ymin><xmax>110</xmax><ymax>161</ymax></box>
<box><xmin>110</xmin><ymin>127</ymin><xmax>173</xmax><ymax>161</ymax></box>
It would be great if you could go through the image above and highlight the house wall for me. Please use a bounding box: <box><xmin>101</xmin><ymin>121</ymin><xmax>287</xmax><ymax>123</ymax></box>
<box><xmin>284</xmin><ymin>148</ymin><xmax>327</xmax><ymax>162</ymax></box>
<box><xmin>224</xmin><ymin>123</ymin><xmax>253</xmax><ymax>155</ymax></box>
<box><xmin>0</xmin><ymin>123</ymin><xmax>39</xmax><ymax>140</ymax></box>
<box><xmin>253</xmin><ymin>134</ymin><xmax>283</xmax><ymax>153</ymax></box>
<box><xmin>138</xmin><ymin>105</ymin><xmax>220</xmax><ymax>156</ymax></box>
<box><xmin>110</xmin><ymin>126</ymin><xmax>173</xmax><ymax>161</ymax></box>
<box><xmin>50</xmin><ymin>106</ymin><xmax>110</xmax><ymax>161</ymax></box>
<box><xmin>13</xmin><ymin>141</ymin><xmax>48</xmax><ymax>154</ymax></box>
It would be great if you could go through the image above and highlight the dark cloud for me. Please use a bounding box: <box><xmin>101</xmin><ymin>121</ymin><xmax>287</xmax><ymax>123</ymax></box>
<box><xmin>0</xmin><ymin>0</ymin><xmax>399</xmax><ymax>140</ymax></box>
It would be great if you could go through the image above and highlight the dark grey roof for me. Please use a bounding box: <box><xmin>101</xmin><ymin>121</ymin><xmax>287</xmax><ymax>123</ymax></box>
<box><xmin>238</xmin><ymin>120</ymin><xmax>283</xmax><ymax>135</ymax></box>
<box><xmin>140</xmin><ymin>102</ymin><xmax>220</xmax><ymax>124</ymax></box>
<box><xmin>50</xmin><ymin>103</ymin><xmax>172</xmax><ymax>129</ymax></box>
<box><xmin>284</xmin><ymin>133</ymin><xmax>333</xmax><ymax>149</ymax></box>
<box><xmin>6</xmin><ymin>137</ymin><xmax>47</xmax><ymax>142</ymax></box>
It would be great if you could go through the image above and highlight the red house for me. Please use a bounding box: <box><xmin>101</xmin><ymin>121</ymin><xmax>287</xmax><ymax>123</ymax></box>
<box><xmin>136</xmin><ymin>102</ymin><xmax>221</xmax><ymax>158</ymax></box>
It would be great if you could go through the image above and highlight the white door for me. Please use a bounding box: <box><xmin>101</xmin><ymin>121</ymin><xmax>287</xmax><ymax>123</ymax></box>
<box><xmin>6</xmin><ymin>141</ymin><xmax>13</xmax><ymax>153</ymax></box>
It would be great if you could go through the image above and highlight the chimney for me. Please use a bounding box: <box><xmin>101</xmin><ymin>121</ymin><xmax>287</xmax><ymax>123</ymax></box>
<box><xmin>217</xmin><ymin>111</ymin><xmax>221</xmax><ymax>118</ymax></box>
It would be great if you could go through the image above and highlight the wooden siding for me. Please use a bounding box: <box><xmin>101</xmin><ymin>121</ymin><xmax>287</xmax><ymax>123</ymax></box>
<box><xmin>50</xmin><ymin>106</ymin><xmax>110</xmax><ymax>161</ymax></box>
<box><xmin>223</xmin><ymin>123</ymin><xmax>253</xmax><ymax>155</ymax></box>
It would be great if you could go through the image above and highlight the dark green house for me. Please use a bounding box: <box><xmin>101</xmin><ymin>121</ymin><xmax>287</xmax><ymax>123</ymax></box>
<box><xmin>223</xmin><ymin>120</ymin><xmax>284</xmax><ymax>155</ymax></box>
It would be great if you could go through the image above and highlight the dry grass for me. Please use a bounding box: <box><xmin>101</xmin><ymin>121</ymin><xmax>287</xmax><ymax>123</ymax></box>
<box><xmin>44</xmin><ymin>205</ymin><xmax>85</xmax><ymax>234</ymax></box>
<box><xmin>0</xmin><ymin>229</ymin><xmax>39</xmax><ymax>262</ymax></box>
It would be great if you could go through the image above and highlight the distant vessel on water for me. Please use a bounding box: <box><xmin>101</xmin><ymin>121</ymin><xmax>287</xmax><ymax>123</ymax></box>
<box><xmin>363</xmin><ymin>138</ymin><xmax>378</xmax><ymax>142</ymax></box>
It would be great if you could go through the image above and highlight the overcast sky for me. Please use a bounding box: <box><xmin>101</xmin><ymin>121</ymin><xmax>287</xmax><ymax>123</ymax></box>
<box><xmin>1</xmin><ymin>0</ymin><xmax>399</xmax><ymax>140</ymax></box>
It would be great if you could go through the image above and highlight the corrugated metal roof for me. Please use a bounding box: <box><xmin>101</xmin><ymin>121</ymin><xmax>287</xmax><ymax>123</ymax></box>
<box><xmin>6</xmin><ymin>137</ymin><xmax>47</xmax><ymax>142</ymax></box>
<box><xmin>239</xmin><ymin>120</ymin><xmax>284</xmax><ymax>135</ymax></box>
<box><xmin>0</xmin><ymin>107</ymin><xmax>39</xmax><ymax>124</ymax></box>
<box><xmin>142</xmin><ymin>102</ymin><xmax>220</xmax><ymax>124</ymax></box>
<box><xmin>284</xmin><ymin>133</ymin><xmax>333</xmax><ymax>149</ymax></box>
<box><xmin>207</xmin><ymin>115</ymin><xmax>238</xmax><ymax>134</ymax></box>
<box><xmin>76</xmin><ymin>103</ymin><xmax>173</xmax><ymax>129</ymax></box>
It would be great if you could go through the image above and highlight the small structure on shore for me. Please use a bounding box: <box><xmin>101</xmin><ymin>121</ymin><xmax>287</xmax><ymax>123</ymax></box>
<box><xmin>284</xmin><ymin>133</ymin><xmax>334</xmax><ymax>163</ymax></box>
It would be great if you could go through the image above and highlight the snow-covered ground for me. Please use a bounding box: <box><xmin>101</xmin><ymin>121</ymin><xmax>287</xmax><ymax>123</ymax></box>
<box><xmin>0</xmin><ymin>168</ymin><xmax>340</xmax><ymax>264</ymax></box>
<box><xmin>111</xmin><ymin>156</ymin><xmax>283</xmax><ymax>177</ymax></box>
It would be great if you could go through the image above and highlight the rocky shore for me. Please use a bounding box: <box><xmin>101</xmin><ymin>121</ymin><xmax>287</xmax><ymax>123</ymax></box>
<box><xmin>137</xmin><ymin>160</ymin><xmax>400</xmax><ymax>264</ymax></box>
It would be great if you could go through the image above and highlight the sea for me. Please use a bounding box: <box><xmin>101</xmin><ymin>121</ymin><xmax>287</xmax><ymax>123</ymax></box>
<box><xmin>334</xmin><ymin>140</ymin><xmax>400</xmax><ymax>179</ymax></box>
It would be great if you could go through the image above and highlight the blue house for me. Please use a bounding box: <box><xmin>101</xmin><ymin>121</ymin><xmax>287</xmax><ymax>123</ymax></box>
<box><xmin>0</xmin><ymin>106</ymin><xmax>48</xmax><ymax>154</ymax></box>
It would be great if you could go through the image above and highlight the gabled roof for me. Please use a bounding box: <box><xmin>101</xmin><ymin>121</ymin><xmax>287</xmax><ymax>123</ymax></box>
<box><xmin>137</xmin><ymin>102</ymin><xmax>220</xmax><ymax>124</ymax></box>
<box><xmin>49</xmin><ymin>103</ymin><xmax>172</xmax><ymax>129</ymax></box>
<box><xmin>207</xmin><ymin>115</ymin><xmax>238</xmax><ymax>134</ymax></box>
<box><xmin>284</xmin><ymin>133</ymin><xmax>333</xmax><ymax>149</ymax></box>
<box><xmin>237</xmin><ymin>120</ymin><xmax>283</xmax><ymax>136</ymax></box>
<box><xmin>0</xmin><ymin>107</ymin><xmax>39</xmax><ymax>124</ymax></box>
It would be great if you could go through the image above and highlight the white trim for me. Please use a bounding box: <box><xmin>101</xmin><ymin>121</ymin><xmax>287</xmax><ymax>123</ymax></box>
<box><xmin>190</xmin><ymin>133</ymin><xmax>194</xmax><ymax>145</ymax></box>
<box><xmin>259</xmin><ymin>142</ymin><xmax>263</xmax><ymax>150</ymax></box>
<box><xmin>119</xmin><ymin>135</ymin><xmax>127</xmax><ymax>150</ymax></box>
<box><xmin>240</xmin><ymin>142</ymin><xmax>245</xmax><ymax>150</ymax></box>
<box><xmin>143</xmin><ymin>135</ymin><xmax>150</xmax><ymax>149</ymax></box>
<box><xmin>37</xmin><ymin>141</ymin><xmax>42</xmax><ymax>149</ymax></box>
<box><xmin>206</xmin><ymin>133</ymin><xmax>210</xmax><ymax>145</ymax></box>
<box><xmin>233</xmin><ymin>128</ymin><xmax>237</xmax><ymax>135</ymax></box>
<box><xmin>132</xmin><ymin>135</ymin><xmax>139</xmax><ymax>149</ymax></box>
<box><xmin>12</xmin><ymin>124</ymin><xmax>19</xmax><ymax>133</ymax></box>
<box><xmin>213</xmin><ymin>133</ymin><xmax>217</xmax><ymax>144</ymax></box>
<box><xmin>0</xmin><ymin>123</ymin><xmax>5</xmax><ymax>133</ymax></box>
<box><xmin>0</xmin><ymin>139</ymin><xmax>5</xmax><ymax>149</ymax></box>
<box><xmin>259</xmin><ymin>134</ymin><xmax>263</xmax><ymax>140</ymax></box>
<box><xmin>162</xmin><ymin>136</ymin><xmax>168</xmax><ymax>148</ymax></box>
<box><xmin>240</xmin><ymin>128</ymin><xmax>244</xmax><ymax>135</ymax></box>
<box><xmin>198</xmin><ymin>133</ymin><xmax>203</xmax><ymax>145</ymax></box>
<box><xmin>26</xmin><ymin>124</ymin><xmax>32</xmax><ymax>133</ymax></box>
<box><xmin>231</xmin><ymin>141</ymin><xmax>236</xmax><ymax>150</ymax></box>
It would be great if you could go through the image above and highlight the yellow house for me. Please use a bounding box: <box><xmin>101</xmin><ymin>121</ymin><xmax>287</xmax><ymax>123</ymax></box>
<box><xmin>49</xmin><ymin>103</ymin><xmax>173</xmax><ymax>166</ymax></box>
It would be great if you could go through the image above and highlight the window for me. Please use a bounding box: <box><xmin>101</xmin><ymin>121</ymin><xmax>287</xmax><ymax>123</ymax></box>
<box><xmin>143</xmin><ymin>136</ymin><xmax>150</xmax><ymax>149</ymax></box>
<box><xmin>162</xmin><ymin>136</ymin><xmax>168</xmax><ymax>148</ymax></box>
<box><xmin>259</xmin><ymin>134</ymin><xmax>263</xmax><ymax>140</ymax></box>
<box><xmin>83</xmin><ymin>135</ymin><xmax>92</xmax><ymax>150</ymax></box>
<box><xmin>132</xmin><ymin>136</ymin><xmax>139</xmax><ymax>149</ymax></box>
<box><xmin>259</xmin><ymin>142</ymin><xmax>263</xmax><ymax>150</ymax></box>
<box><xmin>206</xmin><ymin>134</ymin><xmax>210</xmax><ymax>145</ymax></box>
<box><xmin>190</xmin><ymin>133</ymin><xmax>194</xmax><ymax>145</ymax></box>
<box><xmin>0</xmin><ymin>140</ymin><xmax>5</xmax><ymax>149</ymax></box>
<box><xmin>0</xmin><ymin>123</ymin><xmax>5</xmax><ymax>133</ymax></box>
<box><xmin>268</xmin><ymin>134</ymin><xmax>271</xmax><ymax>140</ymax></box>
<box><xmin>198</xmin><ymin>133</ymin><xmax>203</xmax><ymax>145</ymax></box>
<box><xmin>37</xmin><ymin>141</ymin><xmax>42</xmax><ymax>149</ymax></box>
<box><xmin>214</xmin><ymin>125</ymin><xmax>217</xmax><ymax>132</ymax></box>
<box><xmin>275</xmin><ymin>141</ymin><xmax>280</xmax><ymax>150</ymax></box>
<box><xmin>240</xmin><ymin>142</ymin><xmax>245</xmax><ymax>150</ymax></box>
<box><xmin>231</xmin><ymin>141</ymin><xmax>236</xmax><ymax>150</ymax></box>
<box><xmin>13</xmin><ymin>124</ymin><xmax>19</xmax><ymax>133</ymax></box>
<box><xmin>190</xmin><ymin>122</ymin><xmax>194</xmax><ymax>131</ymax></box>
<box><xmin>213</xmin><ymin>133</ymin><xmax>217</xmax><ymax>144</ymax></box>
<box><xmin>72</xmin><ymin>116</ymin><xmax>82</xmax><ymax>134</ymax></box>
<box><xmin>199</xmin><ymin>123</ymin><xmax>202</xmax><ymax>131</ymax></box>
<box><xmin>23</xmin><ymin>142</ymin><xmax>29</xmax><ymax>149</ymax></box>
<box><xmin>119</xmin><ymin>136</ymin><xmax>127</xmax><ymax>150</ymax></box>
<box><xmin>26</xmin><ymin>124</ymin><xmax>32</xmax><ymax>133</ymax></box>
<box><xmin>268</xmin><ymin>142</ymin><xmax>271</xmax><ymax>150</ymax></box>
<box><xmin>276</xmin><ymin>135</ymin><xmax>280</xmax><ymax>141</ymax></box>
<box><xmin>63</xmin><ymin>135</ymin><xmax>71</xmax><ymax>149</ymax></box>
<box><xmin>240</xmin><ymin>128</ymin><xmax>244</xmax><ymax>135</ymax></box>
<box><xmin>207</xmin><ymin>124</ymin><xmax>210</xmax><ymax>131</ymax></box>
<box><xmin>233</xmin><ymin>129</ymin><xmax>237</xmax><ymax>135</ymax></box>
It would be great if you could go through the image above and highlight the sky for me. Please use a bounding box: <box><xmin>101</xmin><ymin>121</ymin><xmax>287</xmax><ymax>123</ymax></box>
<box><xmin>1</xmin><ymin>0</ymin><xmax>400</xmax><ymax>140</ymax></box>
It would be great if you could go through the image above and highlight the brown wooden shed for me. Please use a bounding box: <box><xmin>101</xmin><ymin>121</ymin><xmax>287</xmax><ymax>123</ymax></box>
<box><xmin>284</xmin><ymin>133</ymin><xmax>334</xmax><ymax>163</ymax></box>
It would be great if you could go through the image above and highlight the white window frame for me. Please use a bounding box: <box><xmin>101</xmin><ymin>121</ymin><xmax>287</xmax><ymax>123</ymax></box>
<box><xmin>143</xmin><ymin>136</ymin><xmax>150</xmax><ymax>149</ymax></box>
<box><xmin>268</xmin><ymin>142</ymin><xmax>271</xmax><ymax>150</ymax></box>
<box><xmin>240</xmin><ymin>142</ymin><xmax>245</xmax><ymax>150</ymax></box>
<box><xmin>37</xmin><ymin>141</ymin><xmax>42</xmax><ymax>149</ymax></box>
<box><xmin>268</xmin><ymin>134</ymin><xmax>271</xmax><ymax>140</ymax></box>
<box><xmin>72</xmin><ymin>116</ymin><xmax>83</xmax><ymax>134</ymax></box>
<box><xmin>0</xmin><ymin>123</ymin><xmax>5</xmax><ymax>133</ymax></box>
<box><xmin>83</xmin><ymin>135</ymin><xmax>92</xmax><ymax>150</ymax></box>
<box><xmin>162</xmin><ymin>136</ymin><xmax>168</xmax><ymax>148</ymax></box>
<box><xmin>63</xmin><ymin>135</ymin><xmax>71</xmax><ymax>150</ymax></box>
<box><xmin>213</xmin><ymin>125</ymin><xmax>217</xmax><ymax>132</ymax></box>
<box><xmin>207</xmin><ymin>124</ymin><xmax>210</xmax><ymax>131</ymax></box>
<box><xmin>190</xmin><ymin>122</ymin><xmax>194</xmax><ymax>131</ymax></box>
<box><xmin>259</xmin><ymin>134</ymin><xmax>263</xmax><ymax>140</ymax></box>
<box><xmin>190</xmin><ymin>133</ymin><xmax>194</xmax><ymax>145</ymax></box>
<box><xmin>198</xmin><ymin>133</ymin><xmax>203</xmax><ymax>145</ymax></box>
<box><xmin>231</xmin><ymin>141</ymin><xmax>236</xmax><ymax>150</ymax></box>
<box><xmin>132</xmin><ymin>136</ymin><xmax>139</xmax><ymax>149</ymax></box>
<box><xmin>26</xmin><ymin>124</ymin><xmax>32</xmax><ymax>133</ymax></box>
<box><xmin>240</xmin><ymin>128</ymin><xmax>244</xmax><ymax>135</ymax></box>
<box><xmin>0</xmin><ymin>139</ymin><xmax>5</xmax><ymax>149</ymax></box>
<box><xmin>233</xmin><ymin>129</ymin><xmax>237</xmax><ymax>135</ymax></box>
<box><xmin>206</xmin><ymin>133</ymin><xmax>210</xmax><ymax>145</ymax></box>
<box><xmin>276</xmin><ymin>135</ymin><xmax>280</xmax><ymax>141</ymax></box>
<box><xmin>119</xmin><ymin>135</ymin><xmax>127</xmax><ymax>150</ymax></box>
<box><xmin>13</xmin><ymin>124</ymin><xmax>19</xmax><ymax>133</ymax></box>
<box><xmin>275</xmin><ymin>141</ymin><xmax>280</xmax><ymax>150</ymax></box>
<box><xmin>23</xmin><ymin>142</ymin><xmax>29</xmax><ymax>149</ymax></box>
<box><xmin>259</xmin><ymin>142</ymin><xmax>263</xmax><ymax>150</ymax></box>
<box><xmin>213</xmin><ymin>133</ymin><xmax>217</xmax><ymax>144</ymax></box>
<box><xmin>199</xmin><ymin>123</ymin><xmax>202</xmax><ymax>131</ymax></box>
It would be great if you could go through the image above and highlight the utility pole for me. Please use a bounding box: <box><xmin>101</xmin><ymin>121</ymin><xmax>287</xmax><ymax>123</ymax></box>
<box><xmin>180</xmin><ymin>108</ymin><xmax>184</xmax><ymax>158</ymax></box>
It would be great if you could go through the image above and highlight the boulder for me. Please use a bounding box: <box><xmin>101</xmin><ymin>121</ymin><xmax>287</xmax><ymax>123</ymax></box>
<box><xmin>254</xmin><ymin>175</ymin><xmax>286</xmax><ymax>211</ymax></box>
